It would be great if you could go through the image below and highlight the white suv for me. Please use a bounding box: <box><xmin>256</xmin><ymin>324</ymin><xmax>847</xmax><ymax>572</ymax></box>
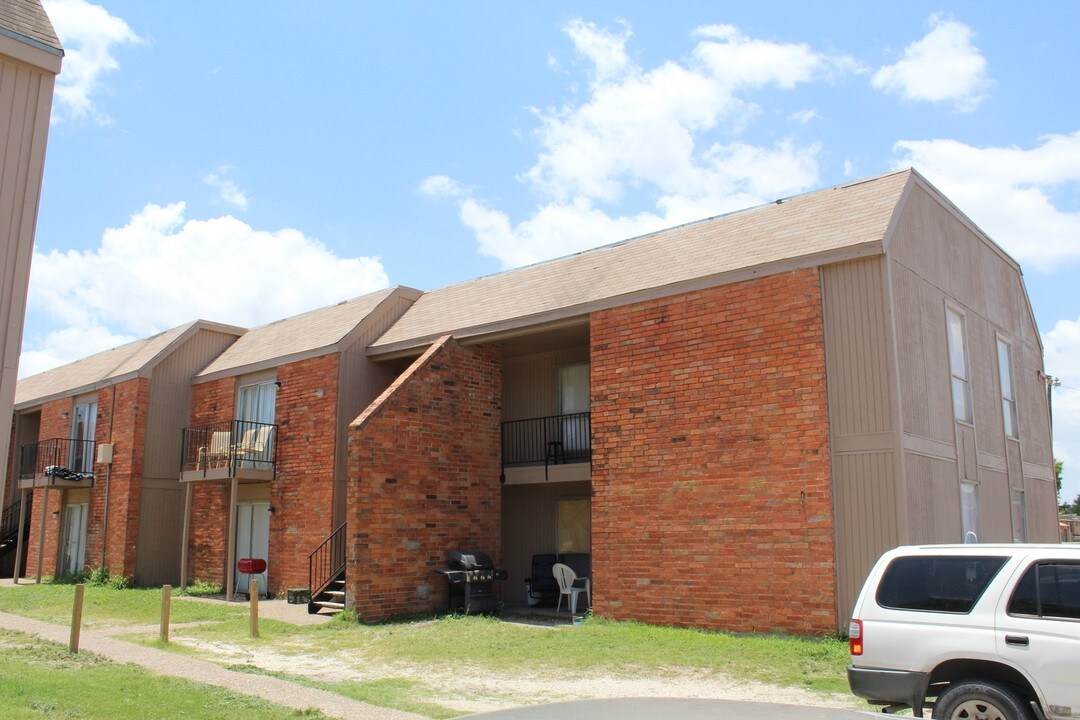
<box><xmin>847</xmin><ymin>544</ymin><xmax>1080</xmax><ymax>719</ymax></box>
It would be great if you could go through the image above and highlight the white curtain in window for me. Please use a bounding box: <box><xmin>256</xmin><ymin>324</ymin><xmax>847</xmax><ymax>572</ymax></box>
<box><xmin>237</xmin><ymin>381</ymin><xmax>276</xmax><ymax>425</ymax></box>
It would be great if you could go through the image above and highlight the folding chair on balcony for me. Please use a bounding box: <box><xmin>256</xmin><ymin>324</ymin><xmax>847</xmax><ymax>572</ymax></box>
<box><xmin>233</xmin><ymin>425</ymin><xmax>272</xmax><ymax>466</ymax></box>
<box><xmin>197</xmin><ymin>431</ymin><xmax>231</xmax><ymax>470</ymax></box>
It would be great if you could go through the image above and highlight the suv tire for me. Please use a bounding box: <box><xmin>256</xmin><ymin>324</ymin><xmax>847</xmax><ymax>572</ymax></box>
<box><xmin>932</xmin><ymin>680</ymin><xmax>1032</xmax><ymax>720</ymax></box>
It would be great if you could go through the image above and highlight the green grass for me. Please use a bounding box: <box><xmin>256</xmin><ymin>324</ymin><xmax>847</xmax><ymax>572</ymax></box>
<box><xmin>0</xmin><ymin>584</ymin><xmax>855</xmax><ymax>717</ymax></box>
<box><xmin>0</xmin><ymin>628</ymin><xmax>328</xmax><ymax>720</ymax></box>
<box><xmin>308</xmin><ymin>614</ymin><xmax>851</xmax><ymax>693</ymax></box>
<box><xmin>226</xmin><ymin>665</ymin><xmax>459</xmax><ymax>719</ymax></box>
<box><xmin>0</xmin><ymin>583</ymin><xmax>244</xmax><ymax>627</ymax></box>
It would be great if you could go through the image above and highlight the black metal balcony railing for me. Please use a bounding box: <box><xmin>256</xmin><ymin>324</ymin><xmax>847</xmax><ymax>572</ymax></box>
<box><xmin>181</xmin><ymin>420</ymin><xmax>277</xmax><ymax>475</ymax></box>
<box><xmin>18</xmin><ymin>438</ymin><xmax>96</xmax><ymax>479</ymax></box>
<box><xmin>501</xmin><ymin>412</ymin><xmax>591</xmax><ymax>467</ymax></box>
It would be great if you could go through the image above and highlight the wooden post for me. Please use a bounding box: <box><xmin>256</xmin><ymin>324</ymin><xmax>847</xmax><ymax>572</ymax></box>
<box><xmin>226</xmin><ymin>477</ymin><xmax>238</xmax><ymax>600</ymax></box>
<box><xmin>35</xmin><ymin>486</ymin><xmax>48</xmax><ymax>583</ymax></box>
<box><xmin>249</xmin><ymin>578</ymin><xmax>259</xmax><ymax>638</ymax></box>
<box><xmin>13</xmin><ymin>489</ymin><xmax>27</xmax><ymax>584</ymax></box>
<box><xmin>179</xmin><ymin>483</ymin><xmax>192</xmax><ymax>592</ymax></box>
<box><xmin>160</xmin><ymin>584</ymin><xmax>172</xmax><ymax>643</ymax></box>
<box><xmin>69</xmin><ymin>583</ymin><xmax>84</xmax><ymax>653</ymax></box>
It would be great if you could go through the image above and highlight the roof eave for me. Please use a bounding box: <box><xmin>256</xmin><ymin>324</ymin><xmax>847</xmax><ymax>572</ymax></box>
<box><xmin>367</xmin><ymin>241</ymin><xmax>884</xmax><ymax>360</ymax></box>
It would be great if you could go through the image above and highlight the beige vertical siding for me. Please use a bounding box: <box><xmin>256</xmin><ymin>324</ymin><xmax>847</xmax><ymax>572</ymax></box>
<box><xmin>0</xmin><ymin>44</ymin><xmax>58</xmax><ymax>510</ymax></box>
<box><xmin>501</xmin><ymin>480</ymin><xmax>590</xmax><ymax>606</ymax></box>
<box><xmin>904</xmin><ymin>453</ymin><xmax>961</xmax><ymax>543</ymax></box>
<box><xmin>886</xmin><ymin>183</ymin><xmax>1056</xmax><ymax>545</ymax></box>
<box><xmin>821</xmin><ymin>257</ymin><xmax>901</xmax><ymax>627</ymax></box>
<box><xmin>143</xmin><ymin>329</ymin><xmax>240</xmax><ymax>479</ymax></box>
<box><xmin>135</xmin><ymin>328</ymin><xmax>239</xmax><ymax>586</ymax></box>
<box><xmin>502</xmin><ymin>346</ymin><xmax>589</xmax><ymax>422</ymax></box>
<box><xmin>134</xmin><ymin>479</ymin><xmax>183</xmax><ymax>586</ymax></box>
<box><xmin>832</xmin><ymin>453</ymin><xmax>898</xmax><ymax>624</ymax></box>
<box><xmin>335</xmin><ymin>292</ymin><xmax>418</xmax><ymax>525</ymax></box>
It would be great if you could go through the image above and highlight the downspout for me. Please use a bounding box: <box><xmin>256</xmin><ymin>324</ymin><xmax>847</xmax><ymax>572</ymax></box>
<box><xmin>100</xmin><ymin>385</ymin><xmax>116</xmax><ymax>569</ymax></box>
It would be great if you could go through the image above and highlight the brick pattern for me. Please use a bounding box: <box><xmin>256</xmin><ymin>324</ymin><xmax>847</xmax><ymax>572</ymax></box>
<box><xmin>346</xmin><ymin>336</ymin><xmax>501</xmax><ymax>621</ymax></box>
<box><xmin>272</xmin><ymin>355</ymin><xmax>339</xmax><ymax>591</ymax></box>
<box><xmin>185</xmin><ymin>357</ymin><xmax>341</xmax><ymax>594</ymax></box>
<box><xmin>22</xmin><ymin>379</ymin><xmax>151</xmax><ymax>581</ymax></box>
<box><xmin>187</xmin><ymin>377</ymin><xmax>236</xmax><ymax>586</ymax></box>
<box><xmin>590</xmin><ymin>270</ymin><xmax>836</xmax><ymax>634</ymax></box>
<box><xmin>88</xmin><ymin>378</ymin><xmax>149</xmax><ymax>577</ymax></box>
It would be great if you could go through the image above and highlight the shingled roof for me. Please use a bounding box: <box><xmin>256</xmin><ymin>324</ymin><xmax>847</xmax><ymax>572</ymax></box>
<box><xmin>369</xmin><ymin>168</ymin><xmax>916</xmax><ymax>356</ymax></box>
<box><xmin>15</xmin><ymin>320</ymin><xmax>243</xmax><ymax>409</ymax></box>
<box><xmin>196</xmin><ymin>287</ymin><xmax>421</xmax><ymax>381</ymax></box>
<box><xmin>0</xmin><ymin>0</ymin><xmax>63</xmax><ymax>55</ymax></box>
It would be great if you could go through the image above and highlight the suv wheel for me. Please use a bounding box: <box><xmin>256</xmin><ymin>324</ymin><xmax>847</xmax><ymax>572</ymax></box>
<box><xmin>933</xmin><ymin>680</ymin><xmax>1032</xmax><ymax>720</ymax></box>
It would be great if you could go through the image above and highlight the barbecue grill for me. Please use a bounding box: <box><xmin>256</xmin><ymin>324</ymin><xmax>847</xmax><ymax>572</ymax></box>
<box><xmin>435</xmin><ymin>550</ymin><xmax>507</xmax><ymax>614</ymax></box>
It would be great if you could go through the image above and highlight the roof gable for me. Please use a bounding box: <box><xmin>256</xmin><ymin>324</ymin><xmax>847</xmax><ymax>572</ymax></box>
<box><xmin>15</xmin><ymin>320</ymin><xmax>243</xmax><ymax>409</ymax></box>
<box><xmin>196</xmin><ymin>287</ymin><xmax>419</xmax><ymax>380</ymax></box>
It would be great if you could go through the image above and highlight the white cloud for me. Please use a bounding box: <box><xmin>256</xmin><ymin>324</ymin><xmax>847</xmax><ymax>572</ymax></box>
<box><xmin>428</xmin><ymin>19</ymin><xmax>857</xmax><ymax>268</ymax></box>
<box><xmin>872</xmin><ymin>14</ymin><xmax>990</xmax><ymax>112</ymax></box>
<box><xmin>1042</xmin><ymin>321</ymin><xmax>1080</xmax><ymax>505</ymax></box>
<box><xmin>22</xmin><ymin>202</ymin><xmax>388</xmax><ymax>373</ymax></box>
<box><xmin>892</xmin><ymin>132</ymin><xmax>1080</xmax><ymax>271</ymax></box>
<box><xmin>204</xmin><ymin>169</ymin><xmax>250</xmax><ymax>210</ymax></box>
<box><xmin>43</xmin><ymin>0</ymin><xmax>143</xmax><ymax>124</ymax></box>
<box><xmin>419</xmin><ymin>175</ymin><xmax>465</xmax><ymax>199</ymax></box>
<box><xmin>18</xmin><ymin>325</ymin><xmax>136</xmax><ymax>378</ymax></box>
<box><xmin>563</xmin><ymin>19</ymin><xmax>633</xmax><ymax>85</ymax></box>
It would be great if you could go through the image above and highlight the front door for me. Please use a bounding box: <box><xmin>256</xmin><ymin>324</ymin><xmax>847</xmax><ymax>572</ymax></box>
<box><xmin>235</xmin><ymin>501</ymin><xmax>270</xmax><ymax>595</ymax></box>
<box><xmin>60</xmin><ymin>503</ymin><xmax>88</xmax><ymax>576</ymax></box>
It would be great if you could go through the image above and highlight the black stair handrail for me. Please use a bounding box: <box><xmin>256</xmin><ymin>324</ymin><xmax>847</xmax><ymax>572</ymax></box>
<box><xmin>308</xmin><ymin>522</ymin><xmax>347</xmax><ymax>602</ymax></box>
<box><xmin>0</xmin><ymin>497</ymin><xmax>28</xmax><ymax>540</ymax></box>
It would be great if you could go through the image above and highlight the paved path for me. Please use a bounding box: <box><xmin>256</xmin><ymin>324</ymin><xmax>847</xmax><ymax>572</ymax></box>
<box><xmin>0</xmin><ymin>610</ymin><xmax>425</xmax><ymax>720</ymax></box>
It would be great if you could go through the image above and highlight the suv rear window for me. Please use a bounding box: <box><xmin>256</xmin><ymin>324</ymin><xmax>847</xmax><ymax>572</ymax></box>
<box><xmin>877</xmin><ymin>555</ymin><xmax>1008</xmax><ymax>613</ymax></box>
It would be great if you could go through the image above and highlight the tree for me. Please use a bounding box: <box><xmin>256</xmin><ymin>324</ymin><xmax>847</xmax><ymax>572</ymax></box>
<box><xmin>1056</xmin><ymin>460</ymin><xmax>1067</xmax><ymax>511</ymax></box>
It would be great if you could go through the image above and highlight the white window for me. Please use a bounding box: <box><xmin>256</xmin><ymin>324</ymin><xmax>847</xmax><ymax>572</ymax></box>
<box><xmin>557</xmin><ymin>497</ymin><xmax>591</xmax><ymax>553</ymax></box>
<box><xmin>558</xmin><ymin>364</ymin><xmax>590</xmax><ymax>455</ymax></box>
<box><xmin>60</xmin><ymin>503</ymin><xmax>88</xmax><ymax>576</ymax></box>
<box><xmin>946</xmin><ymin>309</ymin><xmax>972</xmax><ymax>423</ymax></box>
<box><xmin>237</xmin><ymin>379</ymin><xmax>276</xmax><ymax>425</ymax></box>
<box><xmin>1010</xmin><ymin>490</ymin><xmax>1027</xmax><ymax>543</ymax></box>
<box><xmin>961</xmin><ymin>482</ymin><xmax>980</xmax><ymax>543</ymax></box>
<box><xmin>997</xmin><ymin>339</ymin><xmax>1018</xmax><ymax>439</ymax></box>
<box><xmin>70</xmin><ymin>398</ymin><xmax>97</xmax><ymax>473</ymax></box>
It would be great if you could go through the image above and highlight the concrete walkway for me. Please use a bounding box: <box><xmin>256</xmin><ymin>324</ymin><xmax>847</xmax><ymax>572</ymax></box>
<box><xmin>0</xmin><ymin>608</ymin><xmax>425</xmax><ymax>720</ymax></box>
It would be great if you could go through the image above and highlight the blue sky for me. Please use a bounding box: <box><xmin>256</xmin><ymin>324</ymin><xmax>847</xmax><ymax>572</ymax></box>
<box><xmin>25</xmin><ymin>1</ymin><xmax>1080</xmax><ymax>503</ymax></box>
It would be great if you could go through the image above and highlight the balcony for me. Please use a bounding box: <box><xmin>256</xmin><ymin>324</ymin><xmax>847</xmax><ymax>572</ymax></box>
<box><xmin>502</xmin><ymin>412</ymin><xmax>591</xmax><ymax>470</ymax></box>
<box><xmin>17</xmin><ymin>438</ymin><xmax>96</xmax><ymax>489</ymax></box>
<box><xmin>180</xmin><ymin>420</ymin><xmax>277</xmax><ymax>483</ymax></box>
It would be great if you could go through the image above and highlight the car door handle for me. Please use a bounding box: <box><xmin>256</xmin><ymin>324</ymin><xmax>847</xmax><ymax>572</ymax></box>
<box><xmin>1005</xmin><ymin>635</ymin><xmax>1029</xmax><ymax>647</ymax></box>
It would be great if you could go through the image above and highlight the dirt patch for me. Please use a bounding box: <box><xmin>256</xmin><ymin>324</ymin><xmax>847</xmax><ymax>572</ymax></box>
<box><xmin>173</xmin><ymin>635</ymin><xmax>860</xmax><ymax>715</ymax></box>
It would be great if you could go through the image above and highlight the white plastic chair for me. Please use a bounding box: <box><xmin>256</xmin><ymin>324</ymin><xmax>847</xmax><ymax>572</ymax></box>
<box><xmin>552</xmin><ymin>562</ymin><xmax>591</xmax><ymax>614</ymax></box>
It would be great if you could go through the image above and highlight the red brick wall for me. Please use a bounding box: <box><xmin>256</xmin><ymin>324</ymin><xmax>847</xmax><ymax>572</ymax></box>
<box><xmin>590</xmin><ymin>269</ymin><xmax>836</xmax><ymax>634</ymax></box>
<box><xmin>346</xmin><ymin>336</ymin><xmax>501</xmax><ymax>621</ymax></box>
<box><xmin>23</xmin><ymin>380</ymin><xmax>151</xmax><ymax>581</ymax></box>
<box><xmin>184</xmin><ymin>358</ymin><xmax>341</xmax><ymax>594</ymax></box>
<box><xmin>186</xmin><ymin>377</ymin><xmax>236</xmax><ymax>586</ymax></box>
<box><xmin>86</xmin><ymin>378</ymin><xmax>149</xmax><ymax>578</ymax></box>
<box><xmin>272</xmin><ymin>355</ymin><xmax>339</xmax><ymax>591</ymax></box>
<box><xmin>23</xmin><ymin>398</ymin><xmax>71</xmax><ymax>577</ymax></box>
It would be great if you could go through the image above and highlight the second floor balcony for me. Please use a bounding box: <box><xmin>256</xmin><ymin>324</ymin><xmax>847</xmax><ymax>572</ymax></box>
<box><xmin>502</xmin><ymin>412</ymin><xmax>591</xmax><ymax>468</ymax></box>
<box><xmin>180</xmin><ymin>420</ymin><xmax>277</xmax><ymax>482</ymax></box>
<box><xmin>18</xmin><ymin>438</ymin><xmax>96</xmax><ymax>489</ymax></box>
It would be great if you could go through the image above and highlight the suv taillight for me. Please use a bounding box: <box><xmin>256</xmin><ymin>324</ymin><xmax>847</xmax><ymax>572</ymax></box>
<box><xmin>849</xmin><ymin>619</ymin><xmax>863</xmax><ymax>656</ymax></box>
